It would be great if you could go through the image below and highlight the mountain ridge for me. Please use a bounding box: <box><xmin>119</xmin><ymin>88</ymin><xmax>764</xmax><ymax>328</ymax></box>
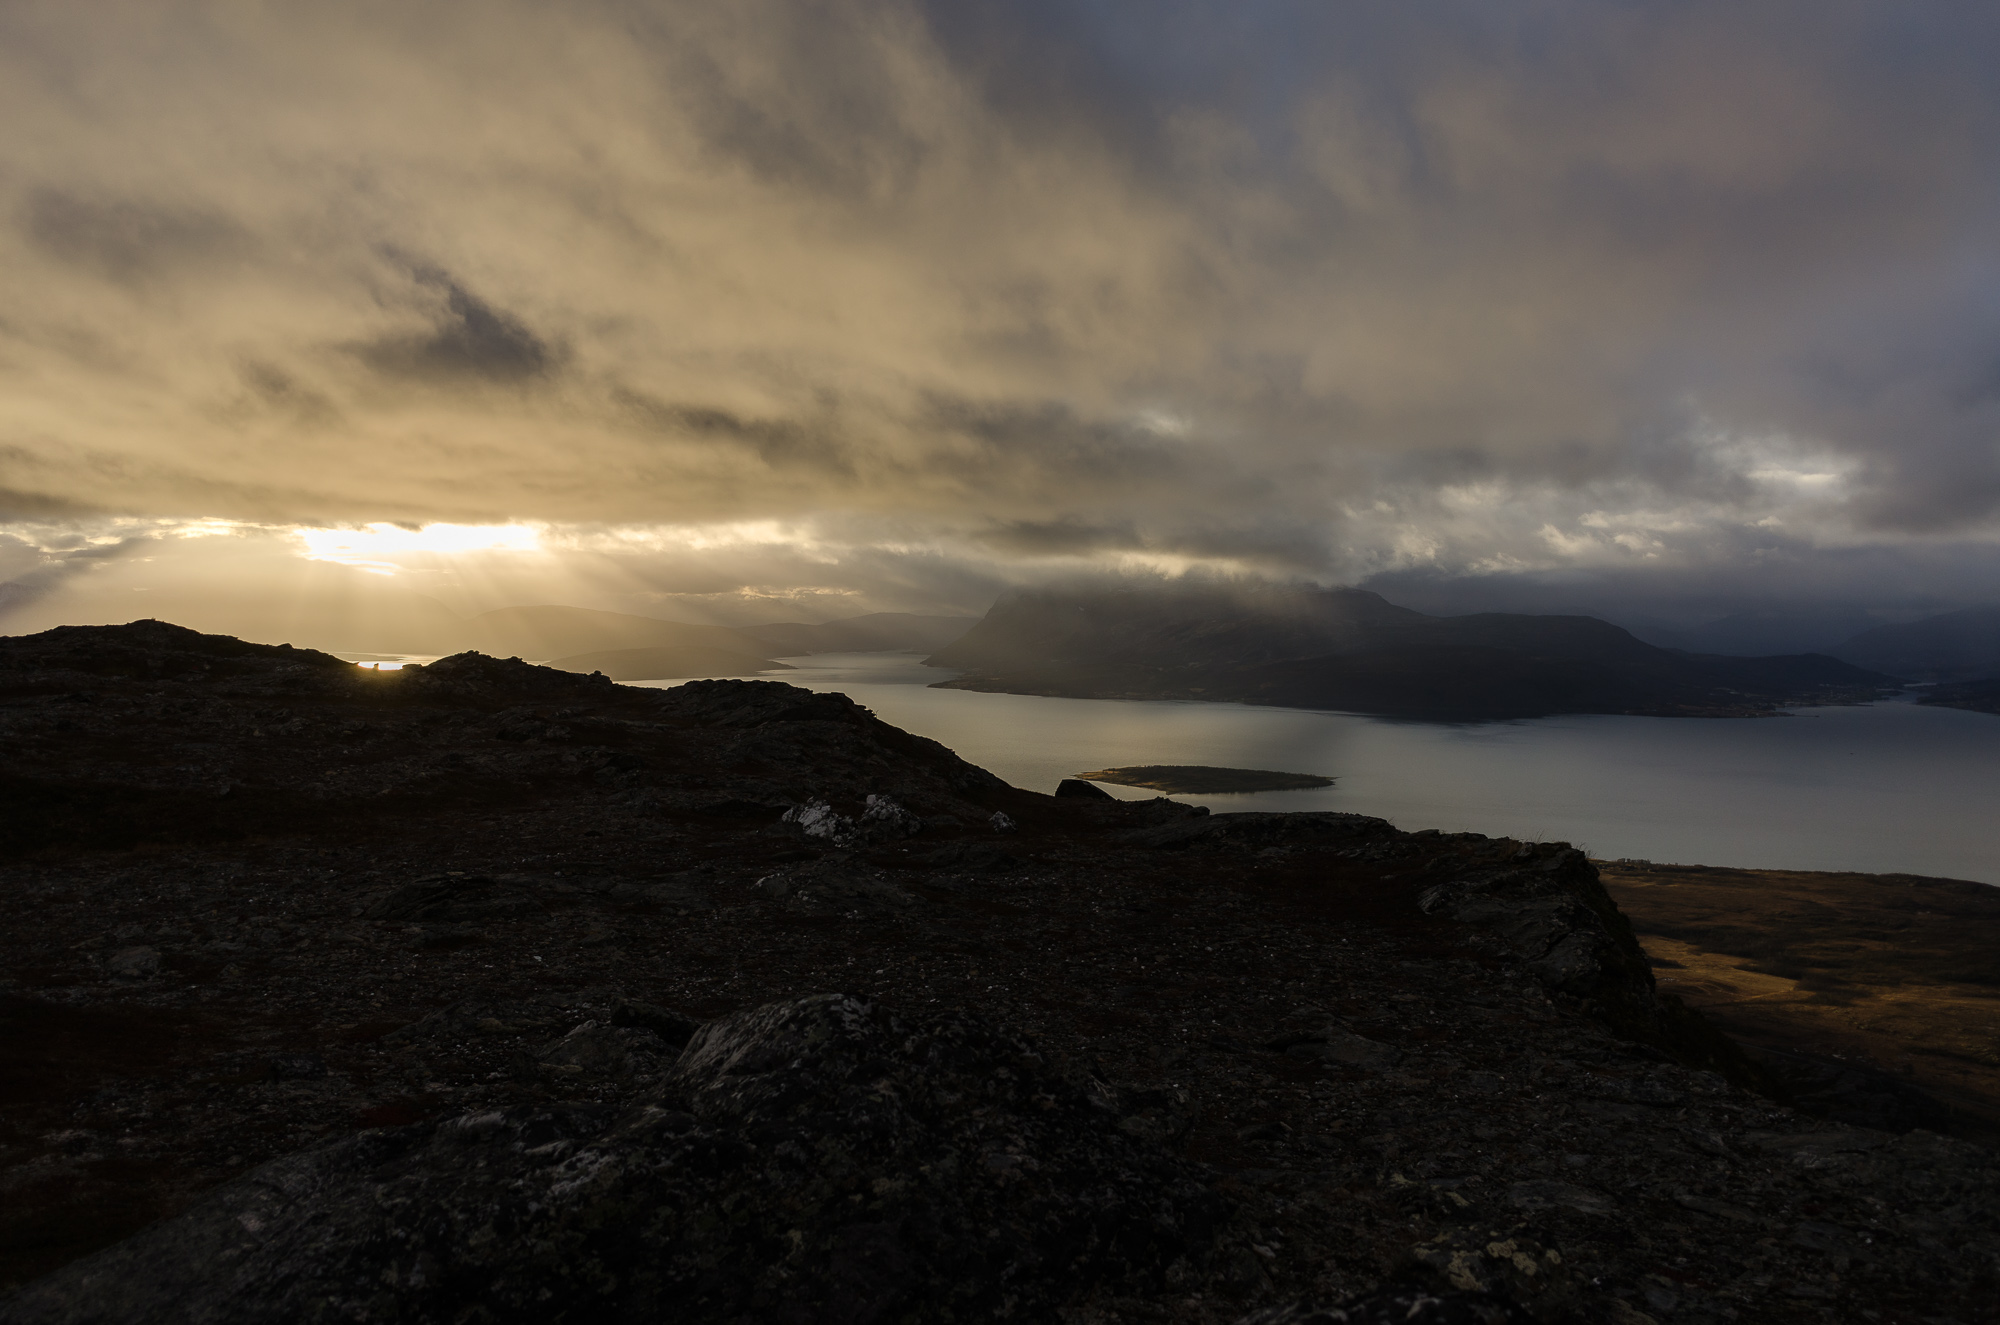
<box><xmin>927</xmin><ymin>583</ymin><xmax>1900</xmax><ymax>719</ymax></box>
<box><xmin>1828</xmin><ymin>603</ymin><xmax>2000</xmax><ymax>682</ymax></box>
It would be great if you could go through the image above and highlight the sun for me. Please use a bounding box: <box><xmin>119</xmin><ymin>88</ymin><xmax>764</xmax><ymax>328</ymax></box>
<box><xmin>293</xmin><ymin>522</ymin><xmax>543</xmax><ymax>574</ymax></box>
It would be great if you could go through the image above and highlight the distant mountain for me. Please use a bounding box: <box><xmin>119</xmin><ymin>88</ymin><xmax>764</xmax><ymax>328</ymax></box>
<box><xmin>741</xmin><ymin>612</ymin><xmax>977</xmax><ymax>655</ymax></box>
<box><xmin>545</xmin><ymin>645</ymin><xmax>793</xmax><ymax>682</ymax></box>
<box><xmin>463</xmin><ymin>605</ymin><xmax>975</xmax><ymax>678</ymax></box>
<box><xmin>1829</xmin><ymin>605</ymin><xmax>2000</xmax><ymax>682</ymax></box>
<box><xmin>925</xmin><ymin>583</ymin><xmax>1899</xmax><ymax>720</ymax></box>
<box><xmin>461</xmin><ymin>605</ymin><xmax>777</xmax><ymax>666</ymax></box>
<box><xmin>1615</xmin><ymin>608</ymin><xmax>1890</xmax><ymax>658</ymax></box>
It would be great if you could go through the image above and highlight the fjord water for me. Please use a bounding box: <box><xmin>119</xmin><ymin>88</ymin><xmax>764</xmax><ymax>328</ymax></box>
<box><xmin>642</xmin><ymin>652</ymin><xmax>1999</xmax><ymax>884</ymax></box>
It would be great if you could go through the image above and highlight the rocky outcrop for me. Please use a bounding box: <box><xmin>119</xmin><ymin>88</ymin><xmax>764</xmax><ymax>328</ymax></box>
<box><xmin>779</xmin><ymin>794</ymin><xmax>925</xmax><ymax>847</ymax></box>
<box><xmin>0</xmin><ymin>995</ymin><xmax>1221</xmax><ymax>1325</ymax></box>
<box><xmin>0</xmin><ymin>625</ymin><xmax>1014</xmax><ymax>859</ymax></box>
<box><xmin>1417</xmin><ymin>843</ymin><xmax>1769</xmax><ymax>1085</ymax></box>
<box><xmin>400</xmin><ymin>650</ymin><xmax>617</xmax><ymax>699</ymax></box>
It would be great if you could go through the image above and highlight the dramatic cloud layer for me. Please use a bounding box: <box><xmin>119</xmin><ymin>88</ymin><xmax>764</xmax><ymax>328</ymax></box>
<box><xmin>4</xmin><ymin>1</ymin><xmax>1999</xmax><ymax>643</ymax></box>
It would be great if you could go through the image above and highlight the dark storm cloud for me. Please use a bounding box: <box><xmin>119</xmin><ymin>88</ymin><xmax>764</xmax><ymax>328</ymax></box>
<box><xmin>917</xmin><ymin>398</ymin><xmax>1198</xmax><ymax>489</ymax></box>
<box><xmin>4</xmin><ymin>0</ymin><xmax>2000</xmax><ymax>627</ymax></box>
<box><xmin>0</xmin><ymin>479</ymin><xmax>98</xmax><ymax>521</ymax></box>
<box><xmin>612</xmin><ymin>387</ymin><xmax>855</xmax><ymax>478</ymax></box>
<box><xmin>0</xmin><ymin>529</ymin><xmax>152</xmax><ymax>615</ymax></box>
<box><xmin>659</xmin><ymin>8</ymin><xmax>939</xmax><ymax>201</ymax></box>
<box><xmin>353</xmin><ymin>262</ymin><xmax>559</xmax><ymax>384</ymax></box>
<box><xmin>24</xmin><ymin>190</ymin><xmax>251</xmax><ymax>284</ymax></box>
<box><xmin>979</xmin><ymin>518</ymin><xmax>1142</xmax><ymax>558</ymax></box>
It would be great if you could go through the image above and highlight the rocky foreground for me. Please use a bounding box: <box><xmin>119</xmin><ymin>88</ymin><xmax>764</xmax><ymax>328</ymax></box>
<box><xmin>0</xmin><ymin>621</ymin><xmax>1994</xmax><ymax>1323</ymax></box>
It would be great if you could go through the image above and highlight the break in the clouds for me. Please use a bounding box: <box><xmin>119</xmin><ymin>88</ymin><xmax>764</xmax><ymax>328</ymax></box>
<box><xmin>4</xmin><ymin>0</ymin><xmax>2000</xmax><ymax>637</ymax></box>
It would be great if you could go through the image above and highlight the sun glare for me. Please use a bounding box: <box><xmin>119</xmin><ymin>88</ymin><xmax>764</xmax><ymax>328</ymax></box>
<box><xmin>294</xmin><ymin>523</ymin><xmax>544</xmax><ymax>574</ymax></box>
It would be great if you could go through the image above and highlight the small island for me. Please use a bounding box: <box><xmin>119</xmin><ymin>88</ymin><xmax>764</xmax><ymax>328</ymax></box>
<box><xmin>1076</xmin><ymin>764</ymin><xmax>1335</xmax><ymax>794</ymax></box>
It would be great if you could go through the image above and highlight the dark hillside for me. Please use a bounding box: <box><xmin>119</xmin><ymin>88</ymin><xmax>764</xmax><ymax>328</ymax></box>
<box><xmin>930</xmin><ymin>584</ymin><xmax>1899</xmax><ymax>719</ymax></box>
<box><xmin>1830</xmin><ymin>604</ymin><xmax>2000</xmax><ymax>682</ymax></box>
<box><xmin>0</xmin><ymin>621</ymin><xmax>1991</xmax><ymax>1324</ymax></box>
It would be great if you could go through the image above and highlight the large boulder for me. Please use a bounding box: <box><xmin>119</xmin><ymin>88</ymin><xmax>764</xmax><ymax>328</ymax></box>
<box><xmin>0</xmin><ymin>996</ymin><xmax>1221</xmax><ymax>1324</ymax></box>
<box><xmin>1418</xmin><ymin>845</ymin><xmax>1763</xmax><ymax>1083</ymax></box>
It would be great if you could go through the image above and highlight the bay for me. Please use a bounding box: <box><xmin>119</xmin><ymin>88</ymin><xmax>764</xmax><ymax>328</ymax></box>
<box><xmin>640</xmin><ymin>652</ymin><xmax>1999</xmax><ymax>884</ymax></box>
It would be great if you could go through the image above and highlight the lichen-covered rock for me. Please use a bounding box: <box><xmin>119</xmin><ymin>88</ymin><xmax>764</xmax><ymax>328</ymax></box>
<box><xmin>780</xmin><ymin>794</ymin><xmax>924</xmax><ymax>847</ymax></box>
<box><xmin>856</xmin><ymin>793</ymin><xmax>922</xmax><ymax>841</ymax></box>
<box><xmin>0</xmin><ymin>995</ymin><xmax>1221</xmax><ymax>1324</ymax></box>
<box><xmin>780</xmin><ymin>797</ymin><xmax>852</xmax><ymax>842</ymax></box>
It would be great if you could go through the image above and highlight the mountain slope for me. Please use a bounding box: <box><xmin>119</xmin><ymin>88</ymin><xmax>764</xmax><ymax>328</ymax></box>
<box><xmin>928</xmin><ymin>583</ymin><xmax>1898</xmax><ymax>719</ymax></box>
<box><xmin>1830</xmin><ymin>605</ymin><xmax>2000</xmax><ymax>682</ymax></box>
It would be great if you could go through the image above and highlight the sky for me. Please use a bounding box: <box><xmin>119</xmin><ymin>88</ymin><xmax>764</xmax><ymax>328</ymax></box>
<box><xmin>5</xmin><ymin>0</ymin><xmax>2000</xmax><ymax>653</ymax></box>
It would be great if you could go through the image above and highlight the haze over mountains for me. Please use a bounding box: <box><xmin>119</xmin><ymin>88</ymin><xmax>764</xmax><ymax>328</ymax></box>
<box><xmin>1600</xmin><ymin>604</ymin><xmax>2000</xmax><ymax>683</ymax></box>
<box><xmin>334</xmin><ymin>607</ymin><xmax>978</xmax><ymax>681</ymax></box>
<box><xmin>1824</xmin><ymin>605</ymin><xmax>2000</xmax><ymax>683</ymax></box>
<box><xmin>926</xmin><ymin>582</ymin><xmax>1899</xmax><ymax>720</ymax></box>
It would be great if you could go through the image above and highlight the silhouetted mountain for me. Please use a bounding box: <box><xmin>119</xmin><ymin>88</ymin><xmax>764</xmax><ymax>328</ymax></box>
<box><xmin>1617</xmin><ymin>607</ymin><xmax>1889</xmax><ymax>658</ymax></box>
<box><xmin>742</xmin><ymin>612</ymin><xmax>977</xmax><ymax>655</ymax></box>
<box><xmin>1829</xmin><ymin>605</ymin><xmax>2000</xmax><ymax>682</ymax></box>
<box><xmin>926</xmin><ymin>583</ymin><xmax>1899</xmax><ymax>719</ymax></box>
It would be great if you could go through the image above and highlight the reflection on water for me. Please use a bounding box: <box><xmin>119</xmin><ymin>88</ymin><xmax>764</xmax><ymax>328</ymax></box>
<box><xmin>632</xmin><ymin>652</ymin><xmax>2000</xmax><ymax>883</ymax></box>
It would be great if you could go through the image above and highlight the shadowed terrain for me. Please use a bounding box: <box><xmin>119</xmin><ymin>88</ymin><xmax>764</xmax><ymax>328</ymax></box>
<box><xmin>1079</xmin><ymin>767</ymin><xmax>1337</xmax><ymax>794</ymax></box>
<box><xmin>928</xmin><ymin>584</ymin><xmax>1901</xmax><ymax>720</ymax></box>
<box><xmin>0</xmin><ymin>621</ymin><xmax>1993</xmax><ymax>1323</ymax></box>
<box><xmin>1600</xmin><ymin>861</ymin><xmax>2000</xmax><ymax>1141</ymax></box>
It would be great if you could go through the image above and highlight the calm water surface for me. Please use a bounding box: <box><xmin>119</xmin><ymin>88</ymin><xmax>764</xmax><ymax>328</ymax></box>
<box><xmin>645</xmin><ymin>653</ymin><xmax>1999</xmax><ymax>883</ymax></box>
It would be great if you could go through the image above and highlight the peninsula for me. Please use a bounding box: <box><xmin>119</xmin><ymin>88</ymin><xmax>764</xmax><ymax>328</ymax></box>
<box><xmin>927</xmin><ymin>583</ymin><xmax>1900</xmax><ymax>721</ymax></box>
